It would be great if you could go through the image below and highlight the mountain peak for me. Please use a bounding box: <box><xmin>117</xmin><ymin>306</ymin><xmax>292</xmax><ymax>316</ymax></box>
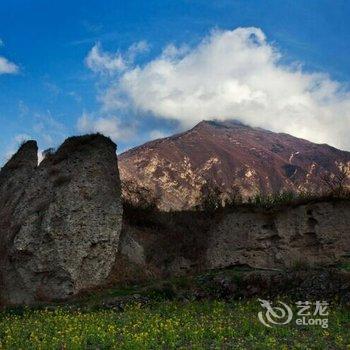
<box><xmin>194</xmin><ymin>119</ymin><xmax>248</xmax><ymax>130</ymax></box>
<box><xmin>119</xmin><ymin>123</ymin><xmax>350</xmax><ymax>210</ymax></box>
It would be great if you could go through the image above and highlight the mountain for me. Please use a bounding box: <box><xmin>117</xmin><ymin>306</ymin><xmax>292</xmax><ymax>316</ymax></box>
<box><xmin>119</xmin><ymin>120</ymin><xmax>350</xmax><ymax>210</ymax></box>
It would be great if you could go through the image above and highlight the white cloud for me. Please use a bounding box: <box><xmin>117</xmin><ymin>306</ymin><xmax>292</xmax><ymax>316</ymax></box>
<box><xmin>127</xmin><ymin>40</ymin><xmax>149</xmax><ymax>61</ymax></box>
<box><xmin>38</xmin><ymin>150</ymin><xmax>44</xmax><ymax>165</ymax></box>
<box><xmin>149</xmin><ymin>130</ymin><xmax>169</xmax><ymax>140</ymax></box>
<box><xmin>0</xmin><ymin>56</ymin><xmax>19</xmax><ymax>74</ymax></box>
<box><xmin>0</xmin><ymin>39</ymin><xmax>18</xmax><ymax>74</ymax></box>
<box><xmin>77</xmin><ymin>112</ymin><xmax>136</xmax><ymax>141</ymax></box>
<box><xmin>85</xmin><ymin>40</ymin><xmax>149</xmax><ymax>75</ymax></box>
<box><xmin>90</xmin><ymin>27</ymin><xmax>350</xmax><ymax>151</ymax></box>
<box><xmin>85</xmin><ymin>43</ymin><xmax>125</xmax><ymax>74</ymax></box>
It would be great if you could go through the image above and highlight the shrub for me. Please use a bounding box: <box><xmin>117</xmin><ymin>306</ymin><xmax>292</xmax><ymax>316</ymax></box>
<box><xmin>321</xmin><ymin>166</ymin><xmax>350</xmax><ymax>197</ymax></box>
<box><xmin>52</xmin><ymin>174</ymin><xmax>72</xmax><ymax>187</ymax></box>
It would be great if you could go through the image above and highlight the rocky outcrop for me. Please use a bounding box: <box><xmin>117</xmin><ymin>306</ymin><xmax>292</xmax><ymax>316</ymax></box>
<box><xmin>0</xmin><ymin>134</ymin><xmax>123</xmax><ymax>305</ymax></box>
<box><xmin>207</xmin><ymin>201</ymin><xmax>350</xmax><ymax>269</ymax></box>
<box><xmin>117</xmin><ymin>200</ymin><xmax>350</xmax><ymax>280</ymax></box>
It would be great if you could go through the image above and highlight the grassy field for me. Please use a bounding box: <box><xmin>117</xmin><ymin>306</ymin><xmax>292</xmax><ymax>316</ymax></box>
<box><xmin>0</xmin><ymin>299</ymin><xmax>349</xmax><ymax>349</ymax></box>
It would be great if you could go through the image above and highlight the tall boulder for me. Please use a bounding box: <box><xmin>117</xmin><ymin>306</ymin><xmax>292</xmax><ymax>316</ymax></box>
<box><xmin>0</xmin><ymin>134</ymin><xmax>123</xmax><ymax>305</ymax></box>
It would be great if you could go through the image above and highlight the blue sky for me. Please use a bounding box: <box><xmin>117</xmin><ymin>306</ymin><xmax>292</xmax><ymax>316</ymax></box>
<box><xmin>1</xmin><ymin>0</ymin><xmax>350</xmax><ymax>162</ymax></box>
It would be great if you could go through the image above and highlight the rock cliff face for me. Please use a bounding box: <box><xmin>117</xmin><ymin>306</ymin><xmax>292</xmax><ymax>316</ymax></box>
<box><xmin>0</xmin><ymin>134</ymin><xmax>123</xmax><ymax>305</ymax></box>
<box><xmin>119</xmin><ymin>200</ymin><xmax>350</xmax><ymax>278</ymax></box>
<box><xmin>207</xmin><ymin>201</ymin><xmax>350</xmax><ymax>269</ymax></box>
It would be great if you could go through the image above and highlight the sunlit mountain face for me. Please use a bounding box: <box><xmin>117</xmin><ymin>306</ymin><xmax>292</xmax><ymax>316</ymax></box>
<box><xmin>119</xmin><ymin>120</ymin><xmax>350</xmax><ymax>210</ymax></box>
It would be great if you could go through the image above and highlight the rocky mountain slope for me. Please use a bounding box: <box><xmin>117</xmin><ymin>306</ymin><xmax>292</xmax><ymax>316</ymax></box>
<box><xmin>119</xmin><ymin>120</ymin><xmax>350</xmax><ymax>210</ymax></box>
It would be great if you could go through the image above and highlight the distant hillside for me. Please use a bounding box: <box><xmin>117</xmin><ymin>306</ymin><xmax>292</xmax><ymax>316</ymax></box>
<box><xmin>119</xmin><ymin>120</ymin><xmax>350</xmax><ymax>210</ymax></box>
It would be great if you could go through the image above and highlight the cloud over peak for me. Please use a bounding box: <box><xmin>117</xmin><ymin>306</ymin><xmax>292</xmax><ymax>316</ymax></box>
<box><xmin>86</xmin><ymin>27</ymin><xmax>350</xmax><ymax>150</ymax></box>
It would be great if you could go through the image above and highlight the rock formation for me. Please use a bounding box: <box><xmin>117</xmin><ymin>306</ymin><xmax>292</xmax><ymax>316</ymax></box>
<box><xmin>1</xmin><ymin>132</ymin><xmax>349</xmax><ymax>305</ymax></box>
<box><xmin>0</xmin><ymin>134</ymin><xmax>123</xmax><ymax>305</ymax></box>
<box><xmin>206</xmin><ymin>201</ymin><xmax>350</xmax><ymax>269</ymax></box>
<box><xmin>119</xmin><ymin>200</ymin><xmax>350</xmax><ymax>278</ymax></box>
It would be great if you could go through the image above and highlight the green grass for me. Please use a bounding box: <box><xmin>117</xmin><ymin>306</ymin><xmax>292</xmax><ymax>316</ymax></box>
<box><xmin>0</xmin><ymin>299</ymin><xmax>349</xmax><ymax>349</ymax></box>
<box><xmin>246</xmin><ymin>190</ymin><xmax>350</xmax><ymax>210</ymax></box>
<box><xmin>339</xmin><ymin>261</ymin><xmax>350</xmax><ymax>272</ymax></box>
